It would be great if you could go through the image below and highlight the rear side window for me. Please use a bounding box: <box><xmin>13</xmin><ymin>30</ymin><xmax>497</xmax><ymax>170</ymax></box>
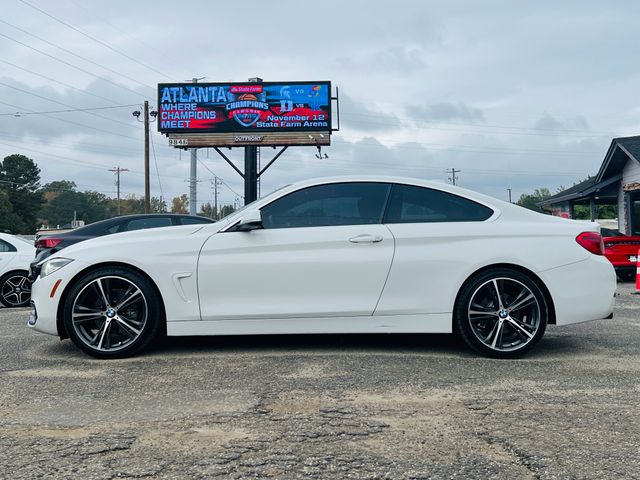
<box><xmin>123</xmin><ymin>217</ymin><xmax>173</xmax><ymax>231</ymax></box>
<box><xmin>384</xmin><ymin>184</ymin><xmax>493</xmax><ymax>223</ymax></box>
<box><xmin>0</xmin><ymin>239</ymin><xmax>16</xmax><ymax>252</ymax></box>
<box><xmin>261</xmin><ymin>182</ymin><xmax>390</xmax><ymax>229</ymax></box>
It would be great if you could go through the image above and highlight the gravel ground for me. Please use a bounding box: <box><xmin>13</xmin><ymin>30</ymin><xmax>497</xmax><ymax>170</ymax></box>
<box><xmin>1</xmin><ymin>282</ymin><xmax>639</xmax><ymax>479</ymax></box>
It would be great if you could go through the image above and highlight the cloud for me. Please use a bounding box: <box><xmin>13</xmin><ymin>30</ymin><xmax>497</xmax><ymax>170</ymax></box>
<box><xmin>532</xmin><ymin>113</ymin><xmax>590</xmax><ymax>131</ymax></box>
<box><xmin>338</xmin><ymin>93</ymin><xmax>402</xmax><ymax>131</ymax></box>
<box><xmin>336</xmin><ymin>46</ymin><xmax>427</xmax><ymax>74</ymax></box>
<box><xmin>408</xmin><ymin>102</ymin><xmax>485</xmax><ymax>123</ymax></box>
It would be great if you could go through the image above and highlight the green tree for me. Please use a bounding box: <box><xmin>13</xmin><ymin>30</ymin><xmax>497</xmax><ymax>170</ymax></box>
<box><xmin>43</xmin><ymin>190</ymin><xmax>89</xmax><ymax>227</ymax></box>
<box><xmin>199</xmin><ymin>202</ymin><xmax>217</xmax><ymax>219</ymax></box>
<box><xmin>517</xmin><ymin>188</ymin><xmax>551</xmax><ymax>214</ymax></box>
<box><xmin>0</xmin><ymin>190</ymin><xmax>22</xmax><ymax>233</ymax></box>
<box><xmin>219</xmin><ymin>204</ymin><xmax>236</xmax><ymax>218</ymax></box>
<box><xmin>42</xmin><ymin>180</ymin><xmax>77</xmax><ymax>192</ymax></box>
<box><xmin>150</xmin><ymin>197</ymin><xmax>168</xmax><ymax>213</ymax></box>
<box><xmin>0</xmin><ymin>154</ymin><xmax>43</xmax><ymax>233</ymax></box>
<box><xmin>171</xmin><ymin>194</ymin><xmax>189</xmax><ymax>214</ymax></box>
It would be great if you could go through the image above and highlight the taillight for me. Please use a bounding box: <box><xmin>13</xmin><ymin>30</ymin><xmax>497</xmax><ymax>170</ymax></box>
<box><xmin>35</xmin><ymin>238</ymin><xmax>63</xmax><ymax>249</ymax></box>
<box><xmin>576</xmin><ymin>232</ymin><xmax>604</xmax><ymax>255</ymax></box>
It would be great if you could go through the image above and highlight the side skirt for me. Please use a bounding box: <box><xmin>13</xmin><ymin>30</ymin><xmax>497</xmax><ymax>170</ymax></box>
<box><xmin>166</xmin><ymin>313</ymin><xmax>452</xmax><ymax>336</ymax></box>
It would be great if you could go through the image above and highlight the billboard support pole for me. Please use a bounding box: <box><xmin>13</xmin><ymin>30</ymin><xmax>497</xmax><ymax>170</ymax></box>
<box><xmin>244</xmin><ymin>145</ymin><xmax>258</xmax><ymax>205</ymax></box>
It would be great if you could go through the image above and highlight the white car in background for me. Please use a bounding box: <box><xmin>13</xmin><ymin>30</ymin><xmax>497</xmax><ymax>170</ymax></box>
<box><xmin>27</xmin><ymin>176</ymin><xmax>616</xmax><ymax>359</ymax></box>
<box><xmin>0</xmin><ymin>233</ymin><xmax>35</xmax><ymax>308</ymax></box>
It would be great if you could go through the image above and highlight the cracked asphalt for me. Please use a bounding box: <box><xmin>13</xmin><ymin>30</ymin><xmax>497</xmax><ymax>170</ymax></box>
<box><xmin>1</xmin><ymin>282</ymin><xmax>639</xmax><ymax>479</ymax></box>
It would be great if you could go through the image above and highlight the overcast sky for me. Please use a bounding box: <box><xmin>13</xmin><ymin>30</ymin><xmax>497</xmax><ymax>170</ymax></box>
<box><xmin>1</xmin><ymin>0</ymin><xmax>639</xmax><ymax>209</ymax></box>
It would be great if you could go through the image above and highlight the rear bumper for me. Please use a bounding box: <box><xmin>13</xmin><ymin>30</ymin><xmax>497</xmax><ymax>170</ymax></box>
<box><xmin>539</xmin><ymin>256</ymin><xmax>616</xmax><ymax>326</ymax></box>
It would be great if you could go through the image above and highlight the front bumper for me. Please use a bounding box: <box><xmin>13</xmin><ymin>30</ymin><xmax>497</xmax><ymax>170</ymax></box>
<box><xmin>27</xmin><ymin>259</ymin><xmax>88</xmax><ymax>337</ymax></box>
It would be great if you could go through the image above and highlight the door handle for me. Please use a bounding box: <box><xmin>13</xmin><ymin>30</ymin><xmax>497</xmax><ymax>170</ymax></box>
<box><xmin>349</xmin><ymin>234</ymin><xmax>383</xmax><ymax>244</ymax></box>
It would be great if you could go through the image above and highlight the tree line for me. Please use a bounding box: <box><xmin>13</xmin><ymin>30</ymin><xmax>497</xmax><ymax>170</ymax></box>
<box><xmin>0</xmin><ymin>154</ymin><xmax>235</xmax><ymax>234</ymax></box>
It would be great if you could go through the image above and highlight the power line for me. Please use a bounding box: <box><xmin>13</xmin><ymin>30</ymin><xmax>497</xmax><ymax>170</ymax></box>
<box><xmin>65</xmin><ymin>0</ymin><xmax>171</xmax><ymax>71</ymax></box>
<box><xmin>1</xmin><ymin>104</ymin><xmax>138</xmax><ymax>116</ymax></box>
<box><xmin>0</xmin><ymin>99</ymin><xmax>139</xmax><ymax>141</ymax></box>
<box><xmin>340</xmin><ymin>111</ymin><xmax>616</xmax><ymax>136</ymax></box>
<box><xmin>0</xmin><ymin>31</ymin><xmax>145</xmax><ymax>100</ymax></box>
<box><xmin>0</xmin><ymin>58</ymin><xmax>128</xmax><ymax>106</ymax></box>
<box><xmin>149</xmin><ymin>128</ymin><xmax>164</xmax><ymax>201</ymax></box>
<box><xmin>197</xmin><ymin>158</ymin><xmax>243</xmax><ymax>199</ymax></box>
<box><xmin>17</xmin><ymin>0</ymin><xmax>172</xmax><ymax>81</ymax></box>
<box><xmin>0</xmin><ymin>19</ymin><xmax>157</xmax><ymax>92</ymax></box>
<box><xmin>336</xmin><ymin>135</ymin><xmax>600</xmax><ymax>157</ymax></box>
<box><xmin>0</xmin><ymin>81</ymin><xmax>142</xmax><ymax>129</ymax></box>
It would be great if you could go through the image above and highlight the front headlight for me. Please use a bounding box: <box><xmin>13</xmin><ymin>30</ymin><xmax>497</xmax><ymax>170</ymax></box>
<box><xmin>40</xmin><ymin>258</ymin><xmax>74</xmax><ymax>278</ymax></box>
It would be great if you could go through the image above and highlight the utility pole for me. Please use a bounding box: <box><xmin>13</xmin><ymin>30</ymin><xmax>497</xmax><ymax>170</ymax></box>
<box><xmin>188</xmin><ymin>76</ymin><xmax>205</xmax><ymax>215</ymax></box>
<box><xmin>143</xmin><ymin>100</ymin><xmax>150</xmax><ymax>213</ymax></box>
<box><xmin>212</xmin><ymin>176</ymin><xmax>222</xmax><ymax>220</ymax></box>
<box><xmin>109</xmin><ymin>167</ymin><xmax>129</xmax><ymax>215</ymax></box>
<box><xmin>132</xmin><ymin>102</ymin><xmax>157</xmax><ymax>213</ymax></box>
<box><xmin>507</xmin><ymin>187</ymin><xmax>513</xmax><ymax>203</ymax></box>
<box><xmin>446</xmin><ymin>167</ymin><xmax>461</xmax><ymax>186</ymax></box>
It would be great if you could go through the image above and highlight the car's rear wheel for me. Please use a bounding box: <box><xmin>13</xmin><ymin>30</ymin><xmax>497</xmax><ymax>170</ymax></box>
<box><xmin>454</xmin><ymin>268</ymin><xmax>548</xmax><ymax>358</ymax></box>
<box><xmin>63</xmin><ymin>267</ymin><xmax>162</xmax><ymax>359</ymax></box>
<box><xmin>0</xmin><ymin>271</ymin><xmax>32</xmax><ymax>308</ymax></box>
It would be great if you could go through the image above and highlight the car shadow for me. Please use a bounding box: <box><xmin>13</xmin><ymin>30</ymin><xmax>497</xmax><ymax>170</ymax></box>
<box><xmin>149</xmin><ymin>333</ymin><xmax>472</xmax><ymax>358</ymax></box>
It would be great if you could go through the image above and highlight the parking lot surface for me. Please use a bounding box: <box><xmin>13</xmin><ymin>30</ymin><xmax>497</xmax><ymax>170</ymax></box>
<box><xmin>1</xmin><ymin>283</ymin><xmax>639</xmax><ymax>479</ymax></box>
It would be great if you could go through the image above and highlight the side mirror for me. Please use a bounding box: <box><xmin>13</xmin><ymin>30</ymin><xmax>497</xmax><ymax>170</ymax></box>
<box><xmin>235</xmin><ymin>209</ymin><xmax>263</xmax><ymax>231</ymax></box>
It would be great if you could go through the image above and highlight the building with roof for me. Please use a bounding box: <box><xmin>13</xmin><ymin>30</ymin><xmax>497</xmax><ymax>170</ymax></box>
<box><xmin>543</xmin><ymin>135</ymin><xmax>640</xmax><ymax>235</ymax></box>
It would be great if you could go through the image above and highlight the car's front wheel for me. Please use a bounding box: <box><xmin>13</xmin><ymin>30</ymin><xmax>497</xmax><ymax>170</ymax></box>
<box><xmin>454</xmin><ymin>268</ymin><xmax>548</xmax><ymax>358</ymax></box>
<box><xmin>0</xmin><ymin>271</ymin><xmax>32</xmax><ymax>308</ymax></box>
<box><xmin>63</xmin><ymin>267</ymin><xmax>162</xmax><ymax>359</ymax></box>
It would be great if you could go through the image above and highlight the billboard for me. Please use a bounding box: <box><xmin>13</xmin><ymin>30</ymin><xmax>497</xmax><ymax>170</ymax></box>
<box><xmin>158</xmin><ymin>81</ymin><xmax>331</xmax><ymax>134</ymax></box>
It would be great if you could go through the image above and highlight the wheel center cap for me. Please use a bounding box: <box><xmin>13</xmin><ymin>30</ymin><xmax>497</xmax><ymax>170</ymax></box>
<box><xmin>498</xmin><ymin>309</ymin><xmax>509</xmax><ymax>319</ymax></box>
<box><xmin>105</xmin><ymin>308</ymin><xmax>116</xmax><ymax>318</ymax></box>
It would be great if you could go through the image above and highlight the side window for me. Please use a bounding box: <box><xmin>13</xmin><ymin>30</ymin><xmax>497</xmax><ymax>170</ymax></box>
<box><xmin>179</xmin><ymin>217</ymin><xmax>212</xmax><ymax>225</ymax></box>
<box><xmin>384</xmin><ymin>184</ymin><xmax>494</xmax><ymax>223</ymax></box>
<box><xmin>0</xmin><ymin>239</ymin><xmax>16</xmax><ymax>253</ymax></box>
<box><xmin>261</xmin><ymin>182</ymin><xmax>390</xmax><ymax>229</ymax></box>
<box><xmin>123</xmin><ymin>217</ymin><xmax>173</xmax><ymax>231</ymax></box>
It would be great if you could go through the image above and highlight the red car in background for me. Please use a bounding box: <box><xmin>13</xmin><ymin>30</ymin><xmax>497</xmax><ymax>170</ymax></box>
<box><xmin>601</xmin><ymin>228</ymin><xmax>640</xmax><ymax>281</ymax></box>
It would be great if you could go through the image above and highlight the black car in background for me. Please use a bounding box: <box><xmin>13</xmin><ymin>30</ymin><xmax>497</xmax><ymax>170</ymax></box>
<box><xmin>31</xmin><ymin>214</ymin><xmax>214</xmax><ymax>278</ymax></box>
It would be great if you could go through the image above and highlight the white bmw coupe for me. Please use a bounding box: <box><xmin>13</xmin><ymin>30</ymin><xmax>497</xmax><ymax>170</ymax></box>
<box><xmin>28</xmin><ymin>176</ymin><xmax>616</xmax><ymax>359</ymax></box>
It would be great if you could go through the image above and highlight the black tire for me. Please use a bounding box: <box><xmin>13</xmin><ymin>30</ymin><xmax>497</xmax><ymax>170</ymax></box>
<box><xmin>454</xmin><ymin>268</ymin><xmax>548</xmax><ymax>358</ymax></box>
<box><xmin>63</xmin><ymin>267</ymin><xmax>163</xmax><ymax>359</ymax></box>
<box><xmin>0</xmin><ymin>271</ymin><xmax>32</xmax><ymax>308</ymax></box>
<box><xmin>617</xmin><ymin>272</ymin><xmax>634</xmax><ymax>282</ymax></box>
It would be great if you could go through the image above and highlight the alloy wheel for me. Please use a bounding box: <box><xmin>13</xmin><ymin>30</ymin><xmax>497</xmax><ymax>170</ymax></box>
<box><xmin>71</xmin><ymin>275</ymin><xmax>148</xmax><ymax>353</ymax></box>
<box><xmin>467</xmin><ymin>277</ymin><xmax>541</xmax><ymax>353</ymax></box>
<box><xmin>1</xmin><ymin>274</ymin><xmax>32</xmax><ymax>307</ymax></box>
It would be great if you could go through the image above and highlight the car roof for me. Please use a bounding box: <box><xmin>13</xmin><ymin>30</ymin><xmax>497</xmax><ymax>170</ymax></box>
<box><xmin>41</xmin><ymin>214</ymin><xmax>213</xmax><ymax>237</ymax></box>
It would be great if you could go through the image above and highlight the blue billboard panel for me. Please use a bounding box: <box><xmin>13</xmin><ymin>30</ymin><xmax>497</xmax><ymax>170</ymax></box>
<box><xmin>158</xmin><ymin>81</ymin><xmax>331</xmax><ymax>133</ymax></box>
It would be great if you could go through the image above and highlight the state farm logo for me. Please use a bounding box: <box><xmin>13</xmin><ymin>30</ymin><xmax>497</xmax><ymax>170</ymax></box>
<box><xmin>226</xmin><ymin>91</ymin><xmax>269</xmax><ymax>128</ymax></box>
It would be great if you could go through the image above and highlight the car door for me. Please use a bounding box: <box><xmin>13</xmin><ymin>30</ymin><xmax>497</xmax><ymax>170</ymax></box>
<box><xmin>0</xmin><ymin>239</ymin><xmax>18</xmax><ymax>276</ymax></box>
<box><xmin>198</xmin><ymin>182</ymin><xmax>395</xmax><ymax>320</ymax></box>
<box><xmin>375</xmin><ymin>183</ymin><xmax>495</xmax><ymax>316</ymax></box>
